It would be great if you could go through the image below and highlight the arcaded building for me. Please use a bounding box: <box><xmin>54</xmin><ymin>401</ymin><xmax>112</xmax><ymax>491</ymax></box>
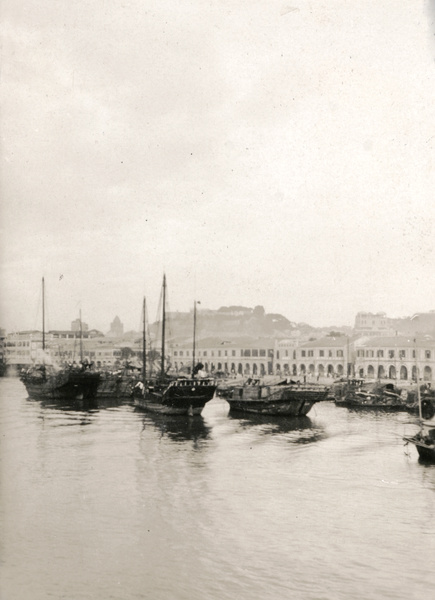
<box><xmin>354</xmin><ymin>336</ymin><xmax>434</xmax><ymax>382</ymax></box>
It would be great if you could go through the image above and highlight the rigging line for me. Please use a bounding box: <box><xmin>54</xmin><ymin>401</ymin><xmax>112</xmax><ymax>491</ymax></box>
<box><xmin>33</xmin><ymin>283</ymin><xmax>42</xmax><ymax>333</ymax></box>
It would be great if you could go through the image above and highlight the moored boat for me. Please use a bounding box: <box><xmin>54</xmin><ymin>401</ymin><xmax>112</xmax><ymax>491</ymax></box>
<box><xmin>134</xmin><ymin>375</ymin><xmax>217</xmax><ymax>415</ymax></box>
<box><xmin>225</xmin><ymin>377</ymin><xmax>329</xmax><ymax>416</ymax></box>
<box><xmin>403</xmin><ymin>351</ymin><xmax>435</xmax><ymax>463</ymax></box>
<box><xmin>334</xmin><ymin>379</ymin><xmax>434</xmax><ymax>417</ymax></box>
<box><xmin>404</xmin><ymin>420</ymin><xmax>435</xmax><ymax>463</ymax></box>
<box><xmin>20</xmin><ymin>278</ymin><xmax>101</xmax><ymax>402</ymax></box>
<box><xmin>96</xmin><ymin>365</ymin><xmax>140</xmax><ymax>402</ymax></box>
<box><xmin>20</xmin><ymin>363</ymin><xmax>101</xmax><ymax>402</ymax></box>
<box><xmin>133</xmin><ymin>277</ymin><xmax>217</xmax><ymax>416</ymax></box>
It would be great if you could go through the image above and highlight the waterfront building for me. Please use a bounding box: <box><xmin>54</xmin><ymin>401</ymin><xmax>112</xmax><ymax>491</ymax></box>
<box><xmin>4</xmin><ymin>331</ymin><xmax>44</xmax><ymax>369</ymax></box>
<box><xmin>292</xmin><ymin>336</ymin><xmax>360</xmax><ymax>379</ymax></box>
<box><xmin>4</xmin><ymin>330</ymin><xmax>123</xmax><ymax>370</ymax></box>
<box><xmin>274</xmin><ymin>338</ymin><xmax>300</xmax><ymax>375</ymax></box>
<box><xmin>354</xmin><ymin>336</ymin><xmax>435</xmax><ymax>382</ymax></box>
<box><xmin>170</xmin><ymin>337</ymin><xmax>275</xmax><ymax>376</ymax></box>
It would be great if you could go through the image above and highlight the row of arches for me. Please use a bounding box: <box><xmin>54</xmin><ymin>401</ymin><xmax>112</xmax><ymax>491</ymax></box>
<box><xmin>172</xmin><ymin>362</ymin><xmax>347</xmax><ymax>377</ymax></box>
<box><xmin>174</xmin><ymin>362</ymin><xmax>270</xmax><ymax>375</ymax></box>
<box><xmin>357</xmin><ymin>364</ymin><xmax>432</xmax><ymax>381</ymax></box>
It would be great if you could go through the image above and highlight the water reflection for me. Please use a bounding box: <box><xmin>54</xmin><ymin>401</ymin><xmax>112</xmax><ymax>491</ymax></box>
<box><xmin>227</xmin><ymin>412</ymin><xmax>326</xmax><ymax>444</ymax></box>
<box><xmin>140</xmin><ymin>413</ymin><xmax>211</xmax><ymax>443</ymax></box>
<box><xmin>29</xmin><ymin>395</ymin><xmax>132</xmax><ymax>413</ymax></box>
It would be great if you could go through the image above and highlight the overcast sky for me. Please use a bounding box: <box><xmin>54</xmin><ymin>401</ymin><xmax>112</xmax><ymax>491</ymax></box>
<box><xmin>1</xmin><ymin>0</ymin><xmax>434</xmax><ymax>333</ymax></box>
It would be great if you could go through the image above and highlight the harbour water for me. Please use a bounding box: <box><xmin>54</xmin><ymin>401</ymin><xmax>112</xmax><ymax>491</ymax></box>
<box><xmin>1</xmin><ymin>377</ymin><xmax>434</xmax><ymax>600</ymax></box>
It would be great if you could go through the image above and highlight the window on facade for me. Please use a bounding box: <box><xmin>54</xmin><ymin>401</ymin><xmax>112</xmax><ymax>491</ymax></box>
<box><xmin>252</xmin><ymin>349</ymin><xmax>258</xmax><ymax>357</ymax></box>
<box><xmin>328</xmin><ymin>350</ymin><xmax>332</xmax><ymax>357</ymax></box>
<box><xmin>218</xmin><ymin>351</ymin><xmax>221</xmax><ymax>357</ymax></box>
<box><xmin>388</xmin><ymin>350</ymin><xmax>395</xmax><ymax>359</ymax></box>
<box><xmin>179</xmin><ymin>351</ymin><xmax>183</xmax><ymax>357</ymax></box>
<box><xmin>260</xmin><ymin>349</ymin><xmax>266</xmax><ymax>357</ymax></box>
<box><xmin>399</xmin><ymin>350</ymin><xmax>406</xmax><ymax>359</ymax></box>
<box><xmin>377</xmin><ymin>350</ymin><xmax>384</xmax><ymax>358</ymax></box>
<box><xmin>308</xmin><ymin>350</ymin><xmax>314</xmax><ymax>357</ymax></box>
<box><xmin>426</xmin><ymin>351</ymin><xmax>431</xmax><ymax>359</ymax></box>
<box><xmin>301</xmin><ymin>350</ymin><xmax>306</xmax><ymax>357</ymax></box>
<box><xmin>203</xmin><ymin>351</ymin><xmax>207</xmax><ymax>357</ymax></box>
<box><xmin>319</xmin><ymin>350</ymin><xmax>324</xmax><ymax>357</ymax></box>
<box><xmin>232</xmin><ymin>350</ymin><xmax>235</xmax><ymax>356</ymax></box>
<box><xmin>337</xmin><ymin>350</ymin><xmax>343</xmax><ymax>357</ymax></box>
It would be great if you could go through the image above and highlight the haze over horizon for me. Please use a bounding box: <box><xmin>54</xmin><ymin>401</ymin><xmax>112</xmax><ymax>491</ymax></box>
<box><xmin>1</xmin><ymin>1</ymin><xmax>434</xmax><ymax>334</ymax></box>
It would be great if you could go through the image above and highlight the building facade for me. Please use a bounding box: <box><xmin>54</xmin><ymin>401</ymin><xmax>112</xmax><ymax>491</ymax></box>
<box><xmin>4</xmin><ymin>330</ymin><xmax>123</xmax><ymax>370</ymax></box>
<box><xmin>354</xmin><ymin>312</ymin><xmax>395</xmax><ymax>337</ymax></box>
<box><xmin>354</xmin><ymin>336</ymin><xmax>435</xmax><ymax>382</ymax></box>
<box><xmin>170</xmin><ymin>337</ymin><xmax>275</xmax><ymax>376</ymax></box>
<box><xmin>291</xmin><ymin>337</ymin><xmax>357</xmax><ymax>379</ymax></box>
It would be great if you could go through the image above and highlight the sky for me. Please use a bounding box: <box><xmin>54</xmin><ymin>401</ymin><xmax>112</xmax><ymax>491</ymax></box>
<box><xmin>1</xmin><ymin>0</ymin><xmax>434</xmax><ymax>333</ymax></box>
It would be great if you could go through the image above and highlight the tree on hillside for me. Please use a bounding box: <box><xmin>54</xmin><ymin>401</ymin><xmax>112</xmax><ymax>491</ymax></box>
<box><xmin>253</xmin><ymin>305</ymin><xmax>265</xmax><ymax>318</ymax></box>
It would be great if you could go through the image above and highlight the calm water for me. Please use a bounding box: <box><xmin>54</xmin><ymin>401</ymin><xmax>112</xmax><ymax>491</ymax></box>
<box><xmin>1</xmin><ymin>377</ymin><xmax>434</xmax><ymax>600</ymax></box>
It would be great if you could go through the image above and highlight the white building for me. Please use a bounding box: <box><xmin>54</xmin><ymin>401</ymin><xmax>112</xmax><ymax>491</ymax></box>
<box><xmin>354</xmin><ymin>336</ymin><xmax>434</xmax><ymax>382</ymax></box>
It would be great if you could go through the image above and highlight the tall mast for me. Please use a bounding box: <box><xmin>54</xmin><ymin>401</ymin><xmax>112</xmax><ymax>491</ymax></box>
<box><xmin>161</xmin><ymin>274</ymin><xmax>166</xmax><ymax>378</ymax></box>
<box><xmin>142</xmin><ymin>296</ymin><xmax>146</xmax><ymax>384</ymax></box>
<box><xmin>79</xmin><ymin>309</ymin><xmax>83</xmax><ymax>362</ymax></box>
<box><xmin>192</xmin><ymin>300</ymin><xmax>197</xmax><ymax>375</ymax></box>
<box><xmin>42</xmin><ymin>277</ymin><xmax>45</xmax><ymax>351</ymax></box>
<box><xmin>414</xmin><ymin>339</ymin><xmax>422</xmax><ymax>420</ymax></box>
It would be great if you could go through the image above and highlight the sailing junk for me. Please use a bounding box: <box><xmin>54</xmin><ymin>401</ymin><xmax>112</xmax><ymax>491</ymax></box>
<box><xmin>134</xmin><ymin>277</ymin><xmax>217</xmax><ymax>416</ymax></box>
<box><xmin>224</xmin><ymin>377</ymin><xmax>329</xmax><ymax>416</ymax></box>
<box><xmin>19</xmin><ymin>278</ymin><xmax>100</xmax><ymax>402</ymax></box>
<box><xmin>20</xmin><ymin>363</ymin><xmax>101</xmax><ymax>402</ymax></box>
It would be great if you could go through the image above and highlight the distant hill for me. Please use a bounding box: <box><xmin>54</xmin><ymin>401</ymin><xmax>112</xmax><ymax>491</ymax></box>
<box><xmin>146</xmin><ymin>306</ymin><xmax>351</xmax><ymax>343</ymax></box>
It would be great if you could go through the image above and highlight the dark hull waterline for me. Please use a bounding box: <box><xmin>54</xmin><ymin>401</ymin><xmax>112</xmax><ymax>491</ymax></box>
<box><xmin>226</xmin><ymin>385</ymin><xmax>329</xmax><ymax>417</ymax></box>
<box><xmin>134</xmin><ymin>380</ymin><xmax>217</xmax><ymax>416</ymax></box>
<box><xmin>21</xmin><ymin>371</ymin><xmax>101</xmax><ymax>401</ymax></box>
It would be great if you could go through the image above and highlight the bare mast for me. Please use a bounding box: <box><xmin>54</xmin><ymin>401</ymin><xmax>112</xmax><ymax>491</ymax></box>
<box><xmin>414</xmin><ymin>338</ymin><xmax>422</xmax><ymax>420</ymax></box>
<box><xmin>146</xmin><ymin>296</ymin><xmax>147</xmax><ymax>385</ymax></box>
<box><xmin>79</xmin><ymin>309</ymin><xmax>83</xmax><ymax>362</ymax></box>
<box><xmin>161</xmin><ymin>274</ymin><xmax>166</xmax><ymax>378</ymax></box>
<box><xmin>42</xmin><ymin>277</ymin><xmax>45</xmax><ymax>351</ymax></box>
<box><xmin>192</xmin><ymin>300</ymin><xmax>197</xmax><ymax>375</ymax></box>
